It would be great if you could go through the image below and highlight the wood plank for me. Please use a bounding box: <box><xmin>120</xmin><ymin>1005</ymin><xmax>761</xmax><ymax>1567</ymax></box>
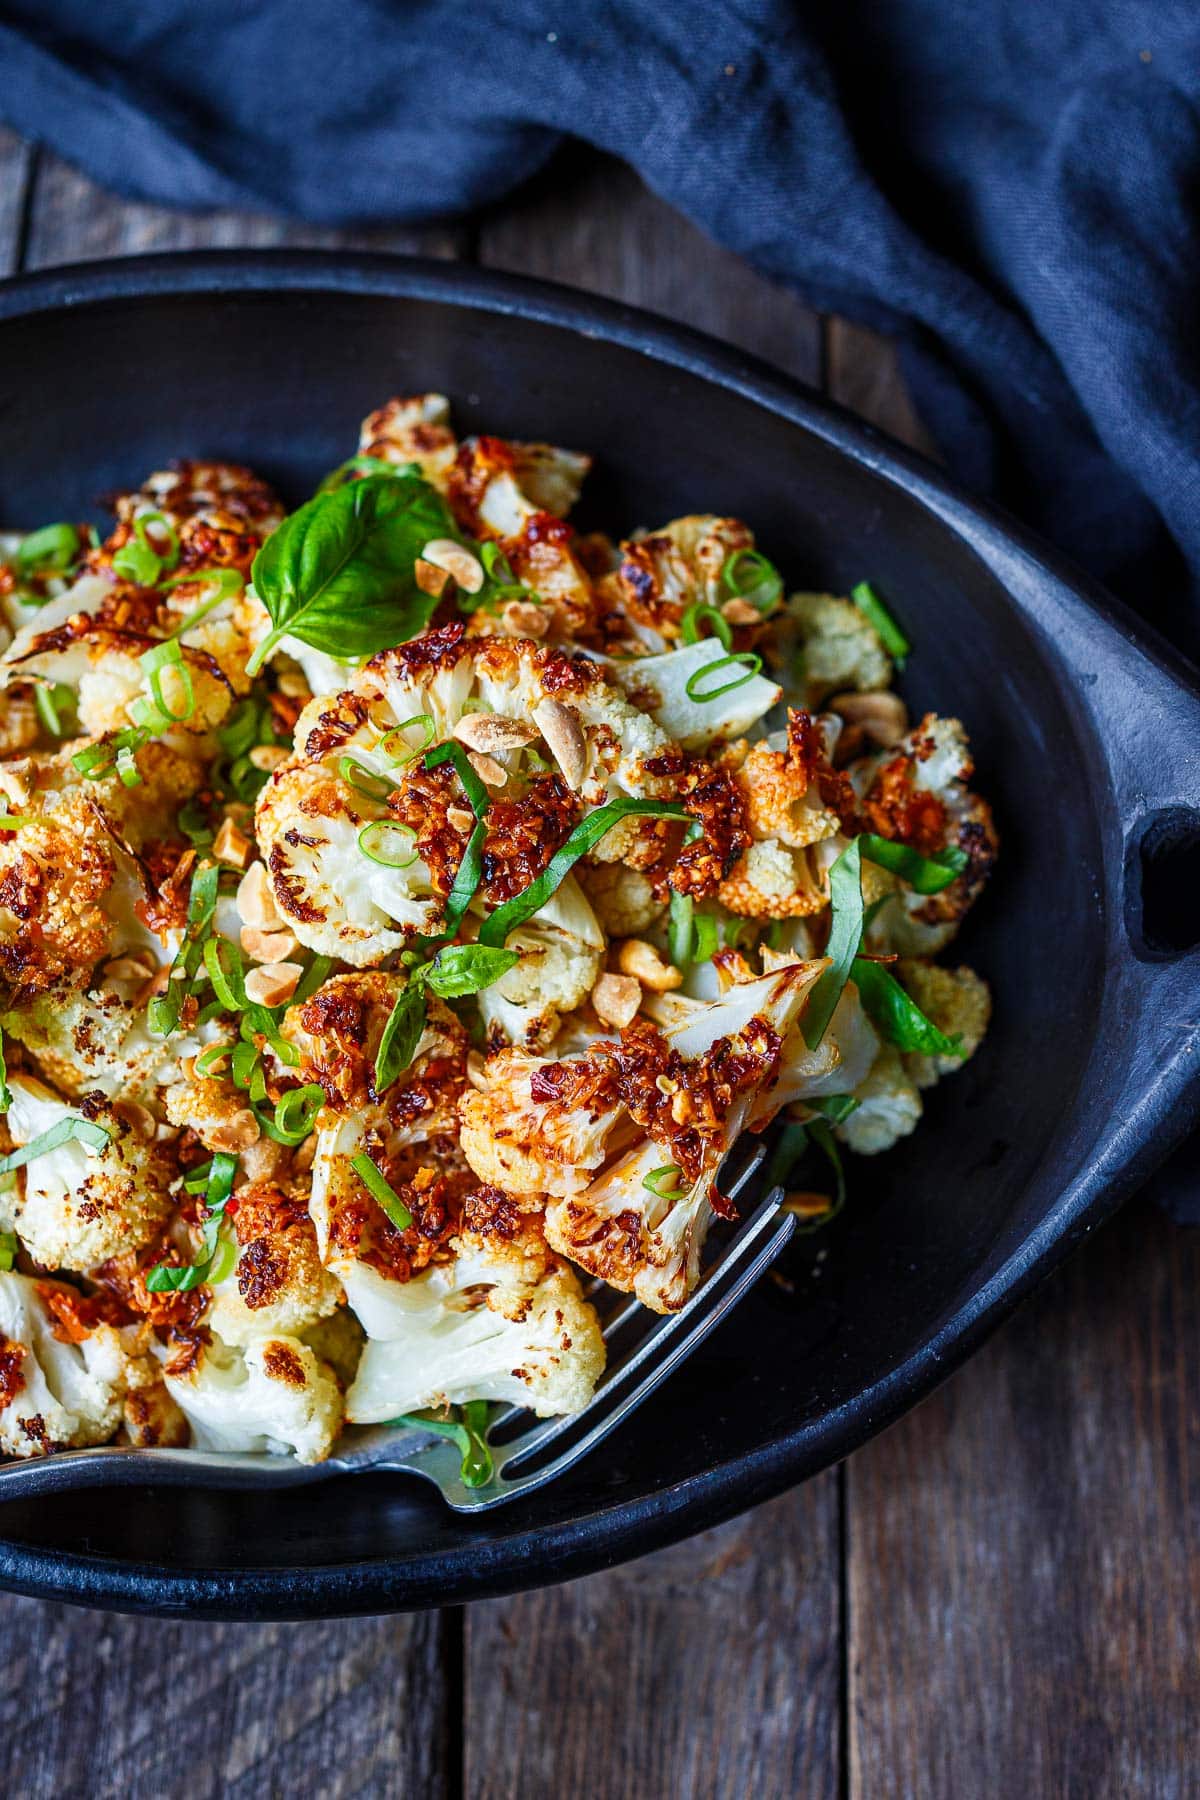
<box><xmin>0</xmin><ymin>128</ymin><xmax>34</xmax><ymax>277</ymax></box>
<box><xmin>0</xmin><ymin>1596</ymin><xmax>449</xmax><ymax>1799</ymax></box>
<box><xmin>825</xmin><ymin>319</ymin><xmax>938</xmax><ymax>457</ymax></box>
<box><xmin>23</xmin><ymin>150</ymin><xmax>469</xmax><ymax>268</ymax></box>
<box><xmin>479</xmin><ymin>148</ymin><xmax>821</xmax><ymax>387</ymax></box>
<box><xmin>466</xmin><ymin>1482</ymin><xmax>841</xmax><ymax>1800</ymax></box>
<box><xmin>847</xmin><ymin>1195</ymin><xmax>1200</xmax><ymax>1798</ymax></box>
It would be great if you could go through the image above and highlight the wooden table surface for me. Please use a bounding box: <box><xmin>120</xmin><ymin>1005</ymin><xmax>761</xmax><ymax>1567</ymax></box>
<box><xmin>1</xmin><ymin>129</ymin><xmax>1197</xmax><ymax>1800</ymax></box>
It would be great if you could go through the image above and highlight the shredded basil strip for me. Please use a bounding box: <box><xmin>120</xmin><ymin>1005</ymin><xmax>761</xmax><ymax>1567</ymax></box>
<box><xmin>0</xmin><ymin>1115</ymin><xmax>110</xmax><ymax>1177</ymax></box>
<box><xmin>0</xmin><ymin>1026</ymin><xmax>10</xmax><ymax>1113</ymax></box>
<box><xmin>851</xmin><ymin>957</ymin><xmax>965</xmax><ymax>1057</ymax></box>
<box><xmin>148</xmin><ymin>858</ymin><xmax>221</xmax><ymax>1037</ymax></box>
<box><xmin>668</xmin><ymin>890</ymin><xmax>719</xmax><ymax>967</ymax></box>
<box><xmin>351</xmin><ymin>1150</ymin><xmax>413</xmax><ymax>1232</ymax></box>
<box><xmin>374</xmin><ymin>983</ymin><xmax>428</xmax><ymax>1094</ymax></box>
<box><xmin>389</xmin><ymin>1402</ymin><xmax>495</xmax><ymax>1489</ymax></box>
<box><xmin>146</xmin><ymin>1150</ymin><xmax>238</xmax><ymax>1292</ymax></box>
<box><xmin>292</xmin><ymin>954</ymin><xmax>334</xmax><ymax>1006</ymax></box>
<box><xmin>34</xmin><ymin>683</ymin><xmax>75</xmax><ymax>738</ymax></box>
<box><xmin>764</xmin><ymin>1115</ymin><xmax>850</xmax><ymax>1234</ymax></box>
<box><xmin>859</xmin><ymin>833</ymin><xmax>968</xmax><ymax>895</ymax></box>
<box><xmin>424</xmin><ymin>741</ymin><xmax>492</xmax><ymax>932</ymax></box>
<box><xmin>851</xmin><ymin>580</ymin><xmax>910</xmax><ymax>666</ymax></box>
<box><xmin>683</xmin><ymin>651</ymin><xmax>763</xmax><ymax>702</ymax></box>
<box><xmin>480</xmin><ymin>798</ymin><xmax>692</xmax><ymax>948</ymax></box>
<box><xmin>801</xmin><ymin>837</ymin><xmax>865</xmax><ymax>1050</ymax></box>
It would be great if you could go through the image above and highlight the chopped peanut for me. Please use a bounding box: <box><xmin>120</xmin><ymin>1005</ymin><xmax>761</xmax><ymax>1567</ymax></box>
<box><xmin>236</xmin><ymin>860</ymin><xmax>283</xmax><ymax>930</ymax></box>
<box><xmin>240</xmin><ymin>925</ymin><xmax>300</xmax><ymax>964</ymax></box>
<box><xmin>421</xmin><ymin>538</ymin><xmax>484</xmax><ymax>594</ymax></box>
<box><xmin>452</xmin><ymin>713</ymin><xmax>538</xmax><ymax>754</ymax></box>
<box><xmin>533</xmin><ymin>699</ymin><xmax>587</xmax><ymax>789</ymax></box>
<box><xmin>616</xmin><ymin>938</ymin><xmax>683</xmax><ymax>992</ymax></box>
<box><xmin>213</xmin><ymin>817</ymin><xmax>252</xmax><ymax>869</ymax></box>
<box><xmin>206</xmin><ymin>1110</ymin><xmax>261</xmax><ymax>1153</ymax></box>
<box><xmin>591</xmin><ymin>971</ymin><xmax>642</xmax><ymax>1028</ymax></box>
<box><xmin>500</xmin><ymin>599</ymin><xmax>549</xmax><ymax>638</ymax></box>
<box><xmin>248</xmin><ymin>743</ymin><xmax>289</xmax><ymax>773</ymax></box>
<box><xmin>243</xmin><ymin>961</ymin><xmax>303</xmax><ymax>1007</ymax></box>
<box><xmin>466</xmin><ymin>751</ymin><xmax>508</xmax><ymax>788</ymax></box>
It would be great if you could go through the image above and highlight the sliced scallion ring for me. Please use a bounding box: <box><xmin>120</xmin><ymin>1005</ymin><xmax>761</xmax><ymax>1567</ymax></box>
<box><xmin>16</xmin><ymin>522</ymin><xmax>80</xmax><ymax>575</ymax></box>
<box><xmin>272</xmin><ymin>1084</ymin><xmax>325</xmax><ymax>1144</ymax></box>
<box><xmin>680</xmin><ymin>601</ymin><xmax>733</xmax><ymax>649</ymax></box>
<box><xmin>379</xmin><ymin>714</ymin><xmax>435</xmax><ymax>765</ymax></box>
<box><xmin>720</xmin><ymin>548</ymin><xmax>783</xmax><ymax>615</ymax></box>
<box><xmin>358</xmin><ymin>820</ymin><xmax>419</xmax><ymax>868</ymax></box>
<box><xmin>850</xmin><ymin>580</ymin><xmax>910</xmax><ymax>666</ymax></box>
<box><xmin>683</xmin><ymin>652</ymin><xmax>762</xmax><ymax>702</ymax></box>
<box><xmin>339</xmin><ymin>756</ymin><xmax>394</xmax><ymax>801</ymax></box>
<box><xmin>642</xmin><ymin>1165</ymin><xmax>686</xmax><ymax>1199</ymax></box>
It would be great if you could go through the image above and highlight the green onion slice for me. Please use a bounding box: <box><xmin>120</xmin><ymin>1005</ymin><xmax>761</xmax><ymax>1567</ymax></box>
<box><xmin>357</xmin><ymin>820</ymin><xmax>419</xmax><ymax>869</ymax></box>
<box><xmin>851</xmin><ymin>581</ymin><xmax>910</xmax><ymax>666</ymax></box>
<box><xmin>0</xmin><ymin>1230</ymin><xmax>17</xmax><ymax>1271</ymax></box>
<box><xmin>34</xmin><ymin>683</ymin><xmax>76</xmax><ymax>738</ymax></box>
<box><xmin>801</xmin><ymin>837</ymin><xmax>864</xmax><ymax>1050</ymax></box>
<box><xmin>680</xmin><ymin>601</ymin><xmax>733</xmax><ymax>650</ymax></box>
<box><xmin>134</xmin><ymin>638</ymin><xmax>196</xmax><ymax>726</ymax></box>
<box><xmin>203</xmin><ymin>935</ymin><xmax>248</xmax><ymax>1013</ymax></box>
<box><xmin>272</xmin><ymin>1084</ymin><xmax>325</xmax><ymax>1144</ymax></box>
<box><xmin>851</xmin><ymin>957</ymin><xmax>965</xmax><ymax>1057</ymax></box>
<box><xmin>161</xmin><ymin>566</ymin><xmax>244</xmax><ymax>639</ymax></box>
<box><xmin>112</xmin><ymin>511</ymin><xmax>180</xmax><ymax>587</ymax></box>
<box><xmin>0</xmin><ymin>1114</ymin><xmax>110</xmax><ymax>1177</ymax></box>
<box><xmin>858</xmin><ymin>833</ymin><xmax>968</xmax><ymax>895</ymax></box>
<box><xmin>642</xmin><ymin>1164</ymin><xmax>686</xmax><ymax>1199</ymax></box>
<box><xmin>379</xmin><ymin>713</ymin><xmax>436</xmax><ymax>765</ymax></box>
<box><xmin>339</xmin><ymin>756</ymin><xmax>394</xmax><ymax>801</ymax></box>
<box><xmin>351</xmin><ymin>1151</ymin><xmax>413</xmax><ymax>1233</ymax></box>
<box><xmin>721</xmin><ymin>548</ymin><xmax>783</xmax><ymax>615</ymax></box>
<box><xmin>16</xmin><ymin>522</ymin><xmax>80</xmax><ymax>575</ymax></box>
<box><xmin>479</xmin><ymin>797</ymin><xmax>691</xmax><ymax>948</ymax></box>
<box><xmin>72</xmin><ymin>725</ymin><xmax>150</xmax><ymax>782</ymax></box>
<box><xmin>683</xmin><ymin>652</ymin><xmax>762</xmax><ymax>702</ymax></box>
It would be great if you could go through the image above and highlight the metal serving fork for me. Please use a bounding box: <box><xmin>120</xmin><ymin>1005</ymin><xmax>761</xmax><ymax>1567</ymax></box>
<box><xmin>0</xmin><ymin>1149</ymin><xmax>793</xmax><ymax>1512</ymax></box>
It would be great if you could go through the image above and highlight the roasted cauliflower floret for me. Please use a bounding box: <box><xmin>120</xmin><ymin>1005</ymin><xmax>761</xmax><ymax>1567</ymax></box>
<box><xmin>611</xmin><ymin>637</ymin><xmax>781</xmax><ymax>751</ymax></box>
<box><xmin>205</xmin><ymin>1176</ymin><xmax>343</xmax><ymax>1344</ymax></box>
<box><xmin>598</xmin><ymin>515</ymin><xmax>755</xmax><ymax>650</ymax></box>
<box><xmin>6</xmin><ymin>977</ymin><xmax>180</xmax><ymax>1102</ymax></box>
<box><xmin>0</xmin><ymin>1271</ymin><xmax>129</xmax><ymax>1457</ymax></box>
<box><xmin>358</xmin><ymin>392</ymin><xmax>460</xmax><ymax>487</ymax></box>
<box><xmin>163</xmin><ymin>1067</ymin><xmax>260</xmax><ymax>1158</ymax></box>
<box><xmin>853</xmin><ymin>714</ymin><xmax>998</xmax><ymax>956</ymax></box>
<box><xmin>897</xmin><ymin>960</ymin><xmax>992</xmax><ymax>1087</ymax></box>
<box><xmin>477</xmin><ymin>875</ymin><xmax>604</xmax><ymax>1051</ymax></box>
<box><xmin>162</xmin><ymin>1330</ymin><xmax>342</xmax><ymax>1464</ymax></box>
<box><xmin>786</xmin><ymin>591</ymin><xmax>893</xmax><ymax>704</ymax></box>
<box><xmin>577</xmin><ymin>861</ymin><xmax>663</xmax><ymax>938</ymax></box>
<box><xmin>0</xmin><ymin>1076</ymin><xmax>175</xmax><ymax>1273</ymax></box>
<box><xmin>346</xmin><ymin>1210</ymin><xmax>605</xmax><ymax>1423</ymax></box>
<box><xmin>836</xmin><ymin>1046</ymin><xmax>923</xmax><ymax>1155</ymax></box>
<box><xmin>255</xmin><ymin>626</ymin><xmax>672</xmax><ymax>963</ymax></box>
<box><xmin>462</xmin><ymin>964</ymin><xmax>827</xmax><ymax>1311</ymax></box>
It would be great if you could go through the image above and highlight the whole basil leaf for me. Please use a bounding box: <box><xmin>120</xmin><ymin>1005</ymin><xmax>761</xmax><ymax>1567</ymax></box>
<box><xmin>422</xmin><ymin>944</ymin><xmax>519</xmax><ymax>998</ymax></box>
<box><xmin>374</xmin><ymin>981</ymin><xmax>429</xmax><ymax>1095</ymax></box>
<box><xmin>245</xmin><ymin>473</ymin><xmax>460</xmax><ymax>674</ymax></box>
<box><xmin>851</xmin><ymin>956</ymin><xmax>965</xmax><ymax>1057</ymax></box>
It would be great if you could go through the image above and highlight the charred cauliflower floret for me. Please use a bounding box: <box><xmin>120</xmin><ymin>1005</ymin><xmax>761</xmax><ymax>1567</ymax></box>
<box><xmin>476</xmin><ymin>874</ymin><xmax>604</xmax><ymax>1052</ymax></box>
<box><xmin>714</xmin><ymin>713</ymin><xmax>853</xmax><ymax>920</ymax></box>
<box><xmin>836</xmin><ymin>1046</ymin><xmax>923</xmax><ymax>1156</ymax></box>
<box><xmin>205</xmin><ymin>1175</ymin><xmax>343</xmax><ymax>1344</ymax></box>
<box><xmin>897</xmin><ymin>960</ymin><xmax>992</xmax><ymax>1087</ymax></box>
<box><xmin>346</xmin><ymin>1208</ymin><xmax>605</xmax><ymax>1423</ymax></box>
<box><xmin>597</xmin><ymin>515</ymin><xmax>755</xmax><ymax>651</ymax></box>
<box><xmin>785</xmin><ymin>591</ymin><xmax>893</xmax><ymax>704</ymax></box>
<box><xmin>852</xmin><ymin>715</ymin><xmax>998</xmax><ymax>956</ymax></box>
<box><xmin>0</xmin><ymin>1076</ymin><xmax>174</xmax><ymax>1274</ymax></box>
<box><xmin>6</xmin><ymin>976</ymin><xmax>183</xmax><ymax>1102</ymax></box>
<box><xmin>358</xmin><ymin>392</ymin><xmax>460</xmax><ymax>487</ymax></box>
<box><xmin>255</xmin><ymin>626</ymin><xmax>672</xmax><ymax>965</ymax></box>
<box><xmin>0</xmin><ymin>1271</ymin><xmax>128</xmax><ymax>1457</ymax></box>
<box><xmin>462</xmin><ymin>964</ymin><xmax>830</xmax><ymax>1311</ymax></box>
<box><xmin>610</xmin><ymin>636</ymin><xmax>781</xmax><ymax>752</ymax></box>
<box><xmin>162</xmin><ymin>1330</ymin><xmax>342</xmax><ymax>1464</ymax></box>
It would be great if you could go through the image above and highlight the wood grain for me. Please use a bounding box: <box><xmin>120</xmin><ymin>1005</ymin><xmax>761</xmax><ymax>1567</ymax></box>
<box><xmin>847</xmin><ymin>1196</ymin><xmax>1200</xmax><ymax>1800</ymax></box>
<box><xmin>0</xmin><ymin>128</ymin><xmax>34</xmax><ymax>276</ymax></box>
<box><xmin>0</xmin><ymin>1595</ymin><xmax>449</xmax><ymax>1799</ymax></box>
<box><xmin>23</xmin><ymin>150</ymin><xmax>470</xmax><ymax>269</ymax></box>
<box><xmin>825</xmin><ymin>319</ymin><xmax>937</xmax><ymax>457</ymax></box>
<box><xmin>466</xmin><ymin>1483</ymin><xmax>841</xmax><ymax>1800</ymax></box>
<box><xmin>479</xmin><ymin>148</ymin><xmax>822</xmax><ymax>387</ymax></box>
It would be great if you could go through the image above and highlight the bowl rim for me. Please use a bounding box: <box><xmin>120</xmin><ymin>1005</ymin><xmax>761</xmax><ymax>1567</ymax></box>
<box><xmin>0</xmin><ymin>248</ymin><xmax>1197</xmax><ymax>1619</ymax></box>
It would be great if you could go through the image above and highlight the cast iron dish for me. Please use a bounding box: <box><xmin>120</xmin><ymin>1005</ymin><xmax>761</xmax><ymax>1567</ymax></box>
<box><xmin>0</xmin><ymin>254</ymin><xmax>1196</xmax><ymax>1620</ymax></box>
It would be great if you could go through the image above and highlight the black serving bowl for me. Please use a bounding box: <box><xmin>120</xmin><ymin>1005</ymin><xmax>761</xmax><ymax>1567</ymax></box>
<box><xmin>0</xmin><ymin>254</ymin><xmax>1196</xmax><ymax>1620</ymax></box>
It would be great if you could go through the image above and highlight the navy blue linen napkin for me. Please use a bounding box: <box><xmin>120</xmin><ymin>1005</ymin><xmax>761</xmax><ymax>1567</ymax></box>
<box><xmin>0</xmin><ymin>0</ymin><xmax>1197</xmax><ymax>1211</ymax></box>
